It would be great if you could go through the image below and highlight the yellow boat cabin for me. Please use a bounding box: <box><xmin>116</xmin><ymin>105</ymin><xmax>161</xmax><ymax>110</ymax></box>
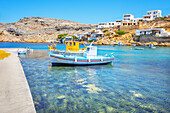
<box><xmin>65</xmin><ymin>41</ymin><xmax>87</xmax><ymax>51</ymax></box>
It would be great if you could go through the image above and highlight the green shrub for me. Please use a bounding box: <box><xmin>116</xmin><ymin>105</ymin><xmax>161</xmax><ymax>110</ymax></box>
<box><xmin>0</xmin><ymin>31</ymin><xmax>4</xmax><ymax>35</ymax></box>
<box><xmin>72</xmin><ymin>35</ymin><xmax>78</xmax><ymax>39</ymax></box>
<box><xmin>24</xmin><ymin>23</ymin><xmax>27</xmax><ymax>25</ymax></box>
<box><xmin>58</xmin><ymin>33</ymin><xmax>68</xmax><ymax>39</ymax></box>
<box><xmin>91</xmin><ymin>30</ymin><xmax>95</xmax><ymax>33</ymax></box>
<box><xmin>160</xmin><ymin>17</ymin><xmax>165</xmax><ymax>20</ymax></box>
<box><xmin>10</xmin><ymin>32</ymin><xmax>15</xmax><ymax>35</ymax></box>
<box><xmin>103</xmin><ymin>29</ymin><xmax>108</xmax><ymax>33</ymax></box>
<box><xmin>115</xmin><ymin>30</ymin><xmax>125</xmax><ymax>35</ymax></box>
<box><xmin>89</xmin><ymin>39</ymin><xmax>94</xmax><ymax>43</ymax></box>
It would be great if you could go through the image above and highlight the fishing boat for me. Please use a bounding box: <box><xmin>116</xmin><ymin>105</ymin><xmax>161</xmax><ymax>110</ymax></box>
<box><xmin>134</xmin><ymin>47</ymin><xmax>144</xmax><ymax>50</ymax></box>
<box><xmin>49</xmin><ymin>40</ymin><xmax>114</xmax><ymax>66</ymax></box>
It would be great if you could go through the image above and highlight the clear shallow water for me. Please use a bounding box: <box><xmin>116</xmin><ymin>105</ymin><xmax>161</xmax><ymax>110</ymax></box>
<box><xmin>1</xmin><ymin>42</ymin><xmax>170</xmax><ymax>112</ymax></box>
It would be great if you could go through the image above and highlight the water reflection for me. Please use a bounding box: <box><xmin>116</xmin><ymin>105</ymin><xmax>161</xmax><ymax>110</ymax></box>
<box><xmin>20</xmin><ymin>49</ymin><xmax>170</xmax><ymax>113</ymax></box>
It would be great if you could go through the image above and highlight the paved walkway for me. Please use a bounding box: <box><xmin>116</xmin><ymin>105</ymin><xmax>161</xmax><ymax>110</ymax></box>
<box><xmin>0</xmin><ymin>49</ymin><xmax>36</xmax><ymax>113</ymax></box>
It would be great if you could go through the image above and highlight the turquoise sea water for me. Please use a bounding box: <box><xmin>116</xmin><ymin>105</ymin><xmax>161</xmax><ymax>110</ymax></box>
<box><xmin>1</xmin><ymin>42</ymin><xmax>170</xmax><ymax>112</ymax></box>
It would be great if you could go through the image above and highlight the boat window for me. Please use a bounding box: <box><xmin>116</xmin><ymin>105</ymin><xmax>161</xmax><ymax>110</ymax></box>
<box><xmin>70</xmin><ymin>42</ymin><xmax>72</xmax><ymax>46</ymax></box>
<box><xmin>67</xmin><ymin>42</ymin><xmax>69</xmax><ymax>46</ymax></box>
<box><xmin>74</xmin><ymin>42</ymin><xmax>76</xmax><ymax>46</ymax></box>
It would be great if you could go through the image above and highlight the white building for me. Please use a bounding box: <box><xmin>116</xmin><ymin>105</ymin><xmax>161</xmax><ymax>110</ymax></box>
<box><xmin>98</xmin><ymin>22</ymin><xmax>109</xmax><ymax>28</ymax></box>
<box><xmin>135</xmin><ymin>18</ymin><xmax>143</xmax><ymax>22</ymax></box>
<box><xmin>98</xmin><ymin>21</ymin><xmax>122</xmax><ymax>28</ymax></box>
<box><xmin>97</xmin><ymin>10</ymin><xmax>163</xmax><ymax>28</ymax></box>
<box><xmin>115</xmin><ymin>20</ymin><xmax>122</xmax><ymax>26</ymax></box>
<box><xmin>98</xmin><ymin>22</ymin><xmax>115</xmax><ymax>28</ymax></box>
<box><xmin>135</xmin><ymin>28</ymin><xmax>170</xmax><ymax>37</ymax></box>
<box><xmin>108</xmin><ymin>22</ymin><xmax>117</xmax><ymax>27</ymax></box>
<box><xmin>143</xmin><ymin>10</ymin><xmax>162</xmax><ymax>21</ymax></box>
<box><xmin>123</xmin><ymin>14</ymin><xmax>135</xmax><ymax>22</ymax></box>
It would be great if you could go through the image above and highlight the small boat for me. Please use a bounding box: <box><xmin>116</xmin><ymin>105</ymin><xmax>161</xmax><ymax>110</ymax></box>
<box><xmin>149</xmin><ymin>44</ymin><xmax>156</xmax><ymax>49</ymax></box>
<box><xmin>118</xmin><ymin>42</ymin><xmax>122</xmax><ymax>46</ymax></box>
<box><xmin>134</xmin><ymin>47</ymin><xmax>144</xmax><ymax>50</ymax></box>
<box><xmin>17</xmin><ymin>47</ymin><xmax>33</xmax><ymax>55</ymax></box>
<box><xmin>132</xmin><ymin>44</ymin><xmax>136</xmax><ymax>47</ymax></box>
<box><xmin>17</xmin><ymin>49</ymin><xmax>27</xmax><ymax>55</ymax></box>
<box><xmin>49</xmin><ymin>41</ymin><xmax>114</xmax><ymax>66</ymax></box>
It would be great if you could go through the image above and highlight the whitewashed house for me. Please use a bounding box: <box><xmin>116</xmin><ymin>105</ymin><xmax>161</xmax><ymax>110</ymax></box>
<box><xmin>108</xmin><ymin>22</ymin><xmax>117</xmax><ymax>27</ymax></box>
<box><xmin>135</xmin><ymin>18</ymin><xmax>143</xmax><ymax>22</ymax></box>
<box><xmin>98</xmin><ymin>21</ymin><xmax>122</xmax><ymax>28</ymax></box>
<box><xmin>143</xmin><ymin>10</ymin><xmax>162</xmax><ymax>21</ymax></box>
<box><xmin>135</xmin><ymin>28</ymin><xmax>170</xmax><ymax>37</ymax></box>
<box><xmin>98</xmin><ymin>22</ymin><xmax>109</xmax><ymax>28</ymax></box>
<box><xmin>89</xmin><ymin>30</ymin><xmax>103</xmax><ymax>40</ymax></box>
<box><xmin>123</xmin><ymin>14</ymin><xmax>135</xmax><ymax>22</ymax></box>
<box><xmin>115</xmin><ymin>20</ymin><xmax>122</xmax><ymax>26</ymax></box>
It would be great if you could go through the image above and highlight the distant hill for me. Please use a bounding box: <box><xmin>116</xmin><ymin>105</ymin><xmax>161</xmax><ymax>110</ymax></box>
<box><xmin>0</xmin><ymin>17</ymin><xmax>97</xmax><ymax>42</ymax></box>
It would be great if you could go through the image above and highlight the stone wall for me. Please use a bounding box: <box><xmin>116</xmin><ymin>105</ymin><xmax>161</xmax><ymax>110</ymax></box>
<box><xmin>137</xmin><ymin>34</ymin><xmax>170</xmax><ymax>43</ymax></box>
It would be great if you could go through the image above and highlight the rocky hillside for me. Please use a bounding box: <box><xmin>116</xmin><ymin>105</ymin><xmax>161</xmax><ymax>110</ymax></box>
<box><xmin>0</xmin><ymin>17</ymin><xmax>96</xmax><ymax>42</ymax></box>
<box><xmin>138</xmin><ymin>20</ymin><xmax>170</xmax><ymax>30</ymax></box>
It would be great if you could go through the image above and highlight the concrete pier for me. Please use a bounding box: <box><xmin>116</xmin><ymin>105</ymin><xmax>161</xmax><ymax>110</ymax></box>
<box><xmin>0</xmin><ymin>49</ymin><xmax>36</xmax><ymax>113</ymax></box>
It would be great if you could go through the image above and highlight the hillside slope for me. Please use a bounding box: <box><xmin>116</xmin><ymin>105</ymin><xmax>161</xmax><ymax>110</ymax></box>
<box><xmin>0</xmin><ymin>17</ymin><xmax>96</xmax><ymax>42</ymax></box>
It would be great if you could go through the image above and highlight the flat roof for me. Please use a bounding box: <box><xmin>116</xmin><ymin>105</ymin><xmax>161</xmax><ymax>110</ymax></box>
<box><xmin>123</xmin><ymin>14</ymin><xmax>133</xmax><ymax>16</ymax></box>
<box><xmin>98</xmin><ymin>22</ymin><xmax>108</xmax><ymax>24</ymax></box>
<box><xmin>116</xmin><ymin>20</ymin><xmax>122</xmax><ymax>22</ymax></box>
<box><xmin>147</xmin><ymin>10</ymin><xmax>161</xmax><ymax>12</ymax></box>
<box><xmin>122</xmin><ymin>21</ymin><xmax>136</xmax><ymax>23</ymax></box>
<box><xmin>143</xmin><ymin>15</ymin><xmax>151</xmax><ymax>17</ymax></box>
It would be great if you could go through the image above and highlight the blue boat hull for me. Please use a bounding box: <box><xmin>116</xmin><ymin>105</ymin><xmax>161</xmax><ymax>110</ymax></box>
<box><xmin>49</xmin><ymin>52</ymin><xmax>114</xmax><ymax>66</ymax></box>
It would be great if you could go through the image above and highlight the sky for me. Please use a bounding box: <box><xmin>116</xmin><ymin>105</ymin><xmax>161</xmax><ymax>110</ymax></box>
<box><xmin>0</xmin><ymin>0</ymin><xmax>170</xmax><ymax>24</ymax></box>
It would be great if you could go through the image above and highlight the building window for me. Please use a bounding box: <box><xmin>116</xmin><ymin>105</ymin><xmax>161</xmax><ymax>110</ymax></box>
<box><xmin>112</xmin><ymin>23</ymin><xmax>114</xmax><ymax>25</ymax></box>
<box><xmin>123</xmin><ymin>23</ymin><xmax>127</xmax><ymax>25</ymax></box>
<box><xmin>124</xmin><ymin>15</ymin><xmax>130</xmax><ymax>17</ymax></box>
